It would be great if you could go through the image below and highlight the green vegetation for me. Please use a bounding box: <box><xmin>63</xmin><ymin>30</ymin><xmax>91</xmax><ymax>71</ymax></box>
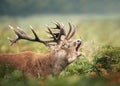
<box><xmin>0</xmin><ymin>16</ymin><xmax>120</xmax><ymax>86</ymax></box>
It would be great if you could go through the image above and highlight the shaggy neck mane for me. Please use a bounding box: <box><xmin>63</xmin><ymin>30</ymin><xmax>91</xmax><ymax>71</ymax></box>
<box><xmin>35</xmin><ymin>51</ymin><xmax>69</xmax><ymax>77</ymax></box>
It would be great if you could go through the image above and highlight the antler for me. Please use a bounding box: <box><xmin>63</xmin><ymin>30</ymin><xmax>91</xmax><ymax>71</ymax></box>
<box><xmin>46</xmin><ymin>22</ymin><xmax>76</xmax><ymax>43</ymax></box>
<box><xmin>65</xmin><ymin>23</ymin><xmax>76</xmax><ymax>40</ymax></box>
<box><xmin>47</xmin><ymin>22</ymin><xmax>66</xmax><ymax>43</ymax></box>
<box><xmin>8</xmin><ymin>22</ymin><xmax>76</xmax><ymax>46</ymax></box>
<box><xmin>8</xmin><ymin>25</ymin><xmax>53</xmax><ymax>46</ymax></box>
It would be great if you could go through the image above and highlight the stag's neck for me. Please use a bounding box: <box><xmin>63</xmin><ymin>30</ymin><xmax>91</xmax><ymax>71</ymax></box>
<box><xmin>37</xmin><ymin>50</ymin><xmax>69</xmax><ymax>76</ymax></box>
<box><xmin>52</xmin><ymin>57</ymin><xmax>68</xmax><ymax>75</ymax></box>
<box><xmin>52</xmin><ymin>50</ymin><xmax>69</xmax><ymax>75</ymax></box>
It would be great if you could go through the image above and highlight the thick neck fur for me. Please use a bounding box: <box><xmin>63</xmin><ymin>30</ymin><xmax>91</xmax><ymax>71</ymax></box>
<box><xmin>36</xmin><ymin>50</ymin><xmax>69</xmax><ymax>77</ymax></box>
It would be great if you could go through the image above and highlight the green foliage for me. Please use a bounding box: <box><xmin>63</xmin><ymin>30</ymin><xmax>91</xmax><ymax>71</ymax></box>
<box><xmin>0</xmin><ymin>70</ymin><xmax>40</xmax><ymax>86</ymax></box>
<box><xmin>59</xmin><ymin>57</ymin><xmax>91</xmax><ymax>77</ymax></box>
<box><xmin>0</xmin><ymin>64</ymin><xmax>15</xmax><ymax>78</ymax></box>
<box><xmin>88</xmin><ymin>45</ymin><xmax>120</xmax><ymax>77</ymax></box>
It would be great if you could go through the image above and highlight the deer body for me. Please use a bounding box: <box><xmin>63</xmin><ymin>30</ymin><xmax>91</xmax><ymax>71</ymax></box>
<box><xmin>0</xmin><ymin>51</ymin><xmax>64</xmax><ymax>77</ymax></box>
<box><xmin>0</xmin><ymin>23</ymin><xmax>82</xmax><ymax>77</ymax></box>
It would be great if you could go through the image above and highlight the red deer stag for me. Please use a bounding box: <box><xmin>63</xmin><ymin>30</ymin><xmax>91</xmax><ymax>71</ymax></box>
<box><xmin>0</xmin><ymin>23</ymin><xmax>82</xmax><ymax>78</ymax></box>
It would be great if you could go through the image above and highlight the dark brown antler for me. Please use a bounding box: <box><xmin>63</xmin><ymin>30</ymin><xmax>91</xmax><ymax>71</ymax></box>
<box><xmin>47</xmin><ymin>22</ymin><xmax>76</xmax><ymax>43</ymax></box>
<box><xmin>49</xmin><ymin>22</ymin><xmax>66</xmax><ymax>43</ymax></box>
<box><xmin>8</xmin><ymin>23</ymin><xmax>76</xmax><ymax>46</ymax></box>
<box><xmin>8</xmin><ymin>25</ymin><xmax>51</xmax><ymax>46</ymax></box>
<box><xmin>65</xmin><ymin>23</ymin><xmax>76</xmax><ymax>40</ymax></box>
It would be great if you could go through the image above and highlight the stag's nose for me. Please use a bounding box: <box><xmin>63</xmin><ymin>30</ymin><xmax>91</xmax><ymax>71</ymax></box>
<box><xmin>77</xmin><ymin>40</ymin><xmax>82</xmax><ymax>44</ymax></box>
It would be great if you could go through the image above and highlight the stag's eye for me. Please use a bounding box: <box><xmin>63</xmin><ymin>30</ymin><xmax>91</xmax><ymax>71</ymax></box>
<box><xmin>61</xmin><ymin>42</ymin><xmax>70</xmax><ymax>49</ymax></box>
<box><xmin>62</xmin><ymin>43</ymin><xmax>65</xmax><ymax>46</ymax></box>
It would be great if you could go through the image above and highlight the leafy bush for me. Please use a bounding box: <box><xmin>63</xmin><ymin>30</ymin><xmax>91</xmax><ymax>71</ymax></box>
<box><xmin>88</xmin><ymin>45</ymin><xmax>120</xmax><ymax>77</ymax></box>
<box><xmin>0</xmin><ymin>64</ymin><xmax>15</xmax><ymax>78</ymax></box>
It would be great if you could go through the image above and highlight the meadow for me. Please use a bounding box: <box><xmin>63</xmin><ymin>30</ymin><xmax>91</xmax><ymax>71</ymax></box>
<box><xmin>0</xmin><ymin>15</ymin><xmax>120</xmax><ymax>86</ymax></box>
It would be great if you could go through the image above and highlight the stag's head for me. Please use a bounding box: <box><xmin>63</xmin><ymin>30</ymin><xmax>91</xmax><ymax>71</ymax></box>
<box><xmin>8</xmin><ymin>23</ymin><xmax>82</xmax><ymax>63</ymax></box>
<box><xmin>47</xmin><ymin>23</ymin><xmax>82</xmax><ymax>63</ymax></box>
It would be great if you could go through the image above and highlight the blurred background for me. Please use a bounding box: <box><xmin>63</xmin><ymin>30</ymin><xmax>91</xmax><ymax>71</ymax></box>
<box><xmin>0</xmin><ymin>0</ymin><xmax>120</xmax><ymax>86</ymax></box>
<box><xmin>1</xmin><ymin>0</ymin><xmax>120</xmax><ymax>15</ymax></box>
<box><xmin>0</xmin><ymin>0</ymin><xmax>120</xmax><ymax>26</ymax></box>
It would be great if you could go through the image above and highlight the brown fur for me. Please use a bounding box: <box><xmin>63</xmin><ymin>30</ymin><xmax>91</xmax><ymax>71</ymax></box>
<box><xmin>0</xmin><ymin>39</ymin><xmax>82</xmax><ymax>78</ymax></box>
<box><xmin>0</xmin><ymin>51</ymin><xmax>57</xmax><ymax>77</ymax></box>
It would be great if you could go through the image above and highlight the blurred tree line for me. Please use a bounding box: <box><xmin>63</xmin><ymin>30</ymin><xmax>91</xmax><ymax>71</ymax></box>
<box><xmin>0</xmin><ymin>0</ymin><xmax>80</xmax><ymax>15</ymax></box>
<box><xmin>0</xmin><ymin>0</ymin><xmax>120</xmax><ymax>16</ymax></box>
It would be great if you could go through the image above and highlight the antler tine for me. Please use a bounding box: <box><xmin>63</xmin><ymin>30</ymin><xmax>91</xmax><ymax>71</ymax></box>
<box><xmin>17</xmin><ymin>26</ymin><xmax>26</xmax><ymax>34</ymax></box>
<box><xmin>47</xmin><ymin>27</ymin><xmax>58</xmax><ymax>42</ymax></box>
<box><xmin>53</xmin><ymin>22</ymin><xmax>66</xmax><ymax>35</ymax></box>
<box><xmin>67</xmin><ymin>24</ymin><xmax>76</xmax><ymax>40</ymax></box>
<box><xmin>8</xmin><ymin>37</ymin><xmax>19</xmax><ymax>46</ymax></box>
<box><xmin>30</xmin><ymin>29</ymin><xmax>47</xmax><ymax>45</ymax></box>
<box><xmin>29</xmin><ymin>25</ymin><xmax>44</xmax><ymax>43</ymax></box>
<box><xmin>65</xmin><ymin>23</ymin><xmax>72</xmax><ymax>40</ymax></box>
<box><xmin>65</xmin><ymin>23</ymin><xmax>76</xmax><ymax>40</ymax></box>
<box><xmin>53</xmin><ymin>22</ymin><xmax>60</xmax><ymax>29</ymax></box>
<box><xmin>8</xmin><ymin>25</ymin><xmax>23</xmax><ymax>45</ymax></box>
<box><xmin>8</xmin><ymin>25</ymin><xmax>48</xmax><ymax>46</ymax></box>
<box><xmin>46</xmin><ymin>23</ymin><xmax>66</xmax><ymax>44</ymax></box>
<box><xmin>54</xmin><ymin>22</ymin><xmax>66</xmax><ymax>40</ymax></box>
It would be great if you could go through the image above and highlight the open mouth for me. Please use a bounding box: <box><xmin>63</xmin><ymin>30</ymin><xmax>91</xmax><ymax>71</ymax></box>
<box><xmin>75</xmin><ymin>43</ymin><xmax>81</xmax><ymax>51</ymax></box>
